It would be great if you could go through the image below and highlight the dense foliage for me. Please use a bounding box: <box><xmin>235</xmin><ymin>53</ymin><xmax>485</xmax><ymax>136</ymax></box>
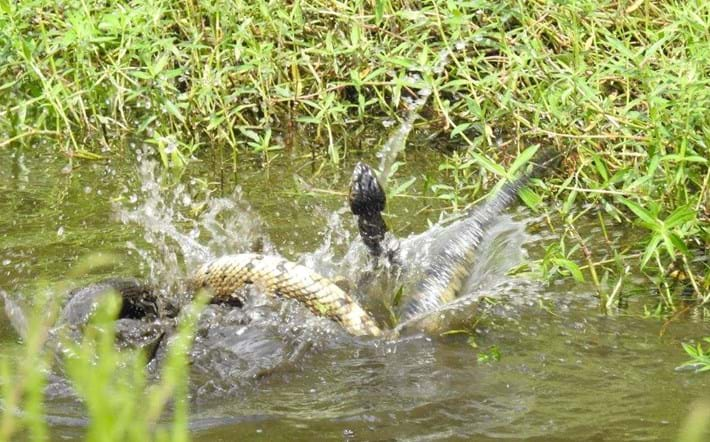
<box><xmin>2</xmin><ymin>0</ymin><xmax>707</xmax><ymax>299</ymax></box>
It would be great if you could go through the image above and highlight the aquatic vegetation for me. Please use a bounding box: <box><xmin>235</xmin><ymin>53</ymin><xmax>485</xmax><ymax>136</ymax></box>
<box><xmin>681</xmin><ymin>337</ymin><xmax>710</xmax><ymax>373</ymax></box>
<box><xmin>0</xmin><ymin>282</ymin><xmax>206</xmax><ymax>441</ymax></box>
<box><xmin>0</xmin><ymin>289</ymin><xmax>55</xmax><ymax>441</ymax></box>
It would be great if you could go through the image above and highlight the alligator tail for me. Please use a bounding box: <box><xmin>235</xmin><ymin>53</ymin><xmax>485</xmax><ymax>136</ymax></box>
<box><xmin>399</xmin><ymin>147</ymin><xmax>558</xmax><ymax>321</ymax></box>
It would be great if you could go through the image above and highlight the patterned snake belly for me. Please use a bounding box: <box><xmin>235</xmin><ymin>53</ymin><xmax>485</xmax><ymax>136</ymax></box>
<box><xmin>191</xmin><ymin>253</ymin><xmax>383</xmax><ymax>337</ymax></box>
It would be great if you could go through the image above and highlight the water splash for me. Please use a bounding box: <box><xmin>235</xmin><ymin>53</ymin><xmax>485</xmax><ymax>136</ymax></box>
<box><xmin>377</xmin><ymin>46</ymin><xmax>453</xmax><ymax>185</ymax></box>
<box><xmin>1</xmin><ymin>289</ymin><xmax>28</xmax><ymax>339</ymax></box>
<box><xmin>376</xmin><ymin>111</ymin><xmax>418</xmax><ymax>187</ymax></box>
<box><xmin>117</xmin><ymin>160</ymin><xmax>269</xmax><ymax>289</ymax></box>
<box><xmin>394</xmin><ymin>214</ymin><xmax>533</xmax><ymax>334</ymax></box>
<box><xmin>299</xmin><ymin>208</ymin><xmax>352</xmax><ymax>278</ymax></box>
<box><xmin>117</xmin><ymin>146</ymin><xmax>536</xmax><ymax>338</ymax></box>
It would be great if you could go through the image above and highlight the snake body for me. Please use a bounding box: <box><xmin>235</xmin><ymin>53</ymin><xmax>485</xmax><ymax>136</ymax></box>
<box><xmin>187</xmin><ymin>149</ymin><xmax>554</xmax><ymax>337</ymax></box>
<box><xmin>191</xmin><ymin>254</ymin><xmax>383</xmax><ymax>336</ymax></box>
<box><xmin>34</xmin><ymin>150</ymin><xmax>554</xmax><ymax>340</ymax></box>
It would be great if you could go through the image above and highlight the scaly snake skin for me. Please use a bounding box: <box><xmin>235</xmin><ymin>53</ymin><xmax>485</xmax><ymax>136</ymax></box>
<box><xmin>191</xmin><ymin>253</ymin><xmax>383</xmax><ymax>337</ymax></box>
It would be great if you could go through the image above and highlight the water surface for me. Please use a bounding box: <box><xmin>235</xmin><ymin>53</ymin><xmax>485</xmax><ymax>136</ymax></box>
<box><xmin>0</xmin><ymin>144</ymin><xmax>708</xmax><ymax>441</ymax></box>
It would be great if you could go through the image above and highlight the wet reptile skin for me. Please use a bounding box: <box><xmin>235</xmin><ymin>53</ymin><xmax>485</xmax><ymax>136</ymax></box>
<box><xmin>191</xmin><ymin>150</ymin><xmax>557</xmax><ymax>338</ymax></box>
<box><xmin>191</xmin><ymin>253</ymin><xmax>383</xmax><ymax>337</ymax></box>
<box><xmin>42</xmin><ymin>152</ymin><xmax>555</xmax><ymax>339</ymax></box>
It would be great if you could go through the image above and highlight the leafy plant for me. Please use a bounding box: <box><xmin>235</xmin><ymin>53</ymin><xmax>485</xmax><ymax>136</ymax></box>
<box><xmin>681</xmin><ymin>338</ymin><xmax>710</xmax><ymax>373</ymax></box>
<box><xmin>0</xmin><ymin>284</ymin><xmax>207</xmax><ymax>441</ymax></box>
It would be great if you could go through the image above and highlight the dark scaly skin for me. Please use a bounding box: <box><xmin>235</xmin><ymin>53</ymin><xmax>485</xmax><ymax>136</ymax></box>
<box><xmin>60</xmin><ymin>278</ymin><xmax>159</xmax><ymax>326</ymax></box>
<box><xmin>49</xmin><ymin>279</ymin><xmax>166</xmax><ymax>361</ymax></box>
<box><xmin>349</xmin><ymin>162</ymin><xmax>401</xmax><ymax>268</ymax></box>
<box><xmin>350</xmin><ymin>149</ymin><xmax>559</xmax><ymax>323</ymax></box>
<box><xmin>349</xmin><ymin>162</ymin><xmax>388</xmax><ymax>257</ymax></box>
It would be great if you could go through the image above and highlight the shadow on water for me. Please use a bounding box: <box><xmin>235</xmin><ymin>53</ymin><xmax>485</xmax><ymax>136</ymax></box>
<box><xmin>1</xmin><ymin>144</ymin><xmax>709</xmax><ymax>441</ymax></box>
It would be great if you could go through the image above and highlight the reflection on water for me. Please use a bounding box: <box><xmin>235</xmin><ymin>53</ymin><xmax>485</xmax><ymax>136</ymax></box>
<box><xmin>0</xmin><ymin>146</ymin><xmax>708</xmax><ymax>441</ymax></box>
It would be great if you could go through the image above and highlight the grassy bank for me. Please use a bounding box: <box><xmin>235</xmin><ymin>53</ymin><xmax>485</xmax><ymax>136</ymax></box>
<box><xmin>2</xmin><ymin>0</ymin><xmax>707</xmax><ymax>304</ymax></box>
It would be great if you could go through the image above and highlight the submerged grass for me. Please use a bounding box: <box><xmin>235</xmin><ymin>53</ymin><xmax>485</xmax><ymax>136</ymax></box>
<box><xmin>682</xmin><ymin>337</ymin><xmax>710</xmax><ymax>373</ymax></box>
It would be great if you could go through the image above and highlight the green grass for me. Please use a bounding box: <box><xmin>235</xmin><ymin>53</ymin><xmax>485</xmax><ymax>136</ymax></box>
<box><xmin>682</xmin><ymin>337</ymin><xmax>710</xmax><ymax>373</ymax></box>
<box><xmin>1</xmin><ymin>0</ymin><xmax>707</xmax><ymax>308</ymax></box>
<box><xmin>0</xmin><ymin>281</ymin><xmax>207</xmax><ymax>442</ymax></box>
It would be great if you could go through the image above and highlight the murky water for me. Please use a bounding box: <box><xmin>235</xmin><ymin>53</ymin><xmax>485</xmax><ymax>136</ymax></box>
<box><xmin>0</xmin><ymin>143</ymin><xmax>708</xmax><ymax>441</ymax></box>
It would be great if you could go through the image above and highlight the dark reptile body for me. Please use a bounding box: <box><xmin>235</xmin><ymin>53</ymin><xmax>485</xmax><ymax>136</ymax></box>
<box><xmin>60</xmin><ymin>277</ymin><xmax>159</xmax><ymax>326</ymax></box>
<box><xmin>349</xmin><ymin>162</ymin><xmax>389</xmax><ymax>257</ymax></box>
<box><xmin>349</xmin><ymin>149</ymin><xmax>556</xmax><ymax>323</ymax></box>
<box><xmin>44</xmin><ymin>149</ymin><xmax>554</xmax><ymax>340</ymax></box>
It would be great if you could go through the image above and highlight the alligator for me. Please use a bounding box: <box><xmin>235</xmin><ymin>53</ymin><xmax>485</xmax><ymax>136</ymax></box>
<box><xmin>349</xmin><ymin>147</ymin><xmax>556</xmax><ymax>328</ymax></box>
<box><xmin>2</xmin><ymin>147</ymin><xmax>556</xmax><ymax>355</ymax></box>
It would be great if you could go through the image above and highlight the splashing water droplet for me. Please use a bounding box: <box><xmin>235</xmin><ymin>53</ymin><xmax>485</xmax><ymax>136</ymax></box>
<box><xmin>117</xmin><ymin>160</ymin><xmax>271</xmax><ymax>288</ymax></box>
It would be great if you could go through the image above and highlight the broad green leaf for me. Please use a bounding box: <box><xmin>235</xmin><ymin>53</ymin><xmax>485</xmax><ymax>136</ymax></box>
<box><xmin>509</xmin><ymin>145</ymin><xmax>540</xmax><ymax>175</ymax></box>
<box><xmin>470</xmin><ymin>152</ymin><xmax>506</xmax><ymax>177</ymax></box>
<box><xmin>563</xmin><ymin>189</ymin><xmax>578</xmax><ymax>215</ymax></box>
<box><xmin>661</xmin><ymin>232</ymin><xmax>675</xmax><ymax>258</ymax></box>
<box><xmin>592</xmin><ymin>155</ymin><xmax>609</xmax><ymax>182</ymax></box>
<box><xmin>238</xmin><ymin>128</ymin><xmax>261</xmax><ymax>142</ymax></box>
<box><xmin>662</xmin><ymin>154</ymin><xmax>708</xmax><ymax>164</ymax></box>
<box><xmin>681</xmin><ymin>342</ymin><xmax>696</xmax><ymax>356</ymax></box>
<box><xmin>451</xmin><ymin>123</ymin><xmax>471</xmax><ymax>138</ymax></box>
<box><xmin>375</xmin><ymin>0</ymin><xmax>385</xmax><ymax>23</ymax></box>
<box><xmin>518</xmin><ymin>187</ymin><xmax>541</xmax><ymax>209</ymax></box>
<box><xmin>363</xmin><ymin>67</ymin><xmax>388</xmax><ymax>82</ymax></box>
<box><xmin>647</xmin><ymin>155</ymin><xmax>661</xmax><ymax>177</ymax></box>
<box><xmin>387</xmin><ymin>57</ymin><xmax>417</xmax><ymax>69</ymax></box>
<box><xmin>295</xmin><ymin>116</ymin><xmax>321</xmax><ymax>124</ymax></box>
<box><xmin>390</xmin><ymin>177</ymin><xmax>416</xmax><ymax>197</ymax></box>
<box><xmin>618</xmin><ymin>197</ymin><xmax>658</xmax><ymax>228</ymax></box>
<box><xmin>130</xmin><ymin>70</ymin><xmax>153</xmax><ymax>80</ymax></box>
<box><xmin>641</xmin><ymin>235</ymin><xmax>662</xmax><ymax>268</ymax></box>
<box><xmin>665</xmin><ymin>205</ymin><xmax>695</xmax><ymax>229</ymax></box>
<box><xmin>163</xmin><ymin>99</ymin><xmax>185</xmax><ymax>122</ymax></box>
<box><xmin>552</xmin><ymin>258</ymin><xmax>585</xmax><ymax>282</ymax></box>
<box><xmin>0</xmin><ymin>0</ymin><xmax>13</xmax><ymax>14</ymax></box>
<box><xmin>668</xmin><ymin>233</ymin><xmax>688</xmax><ymax>256</ymax></box>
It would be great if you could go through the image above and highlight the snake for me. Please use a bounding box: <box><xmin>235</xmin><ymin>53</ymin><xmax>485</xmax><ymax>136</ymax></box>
<box><xmin>190</xmin><ymin>254</ymin><xmax>383</xmax><ymax>337</ymax></box>
<box><xmin>10</xmin><ymin>148</ymin><xmax>555</xmax><ymax>341</ymax></box>
<box><xmin>187</xmin><ymin>147</ymin><xmax>557</xmax><ymax>337</ymax></box>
